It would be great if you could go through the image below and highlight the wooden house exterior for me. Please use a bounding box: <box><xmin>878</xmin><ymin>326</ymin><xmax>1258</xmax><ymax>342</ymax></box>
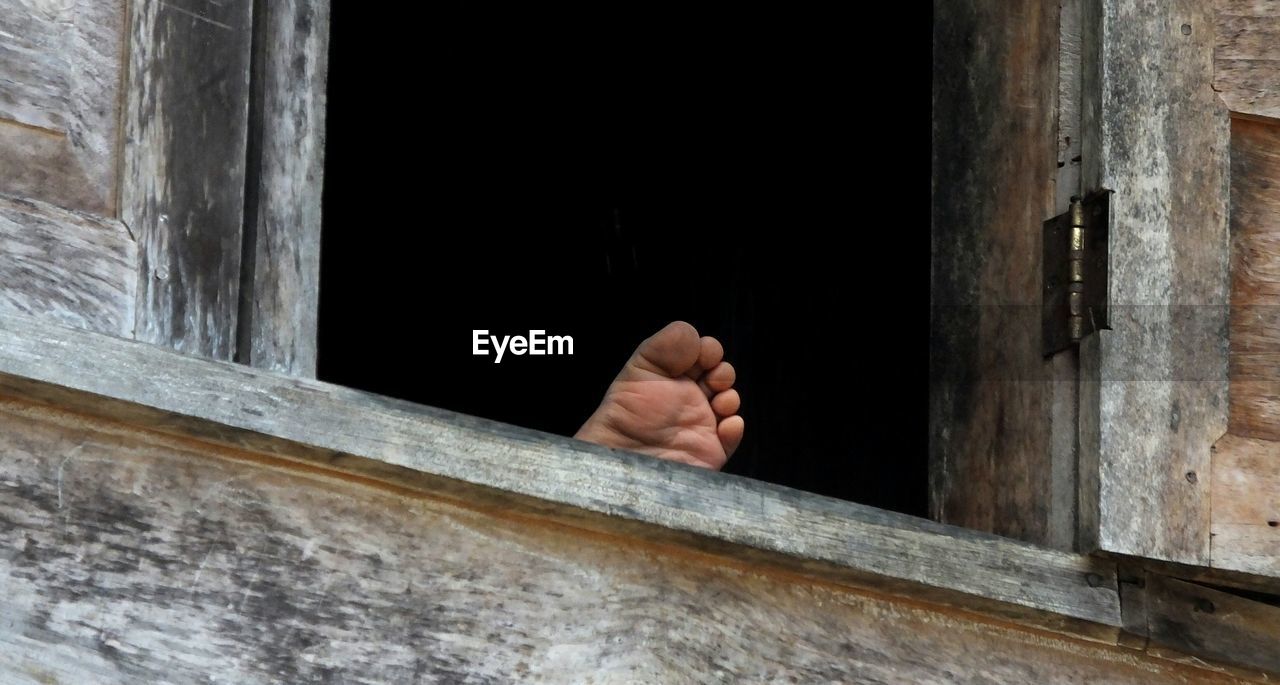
<box><xmin>0</xmin><ymin>0</ymin><xmax>1278</xmax><ymax>682</ymax></box>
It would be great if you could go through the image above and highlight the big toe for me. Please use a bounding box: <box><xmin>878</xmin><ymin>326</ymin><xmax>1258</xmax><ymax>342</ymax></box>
<box><xmin>630</xmin><ymin>321</ymin><xmax>702</xmax><ymax>378</ymax></box>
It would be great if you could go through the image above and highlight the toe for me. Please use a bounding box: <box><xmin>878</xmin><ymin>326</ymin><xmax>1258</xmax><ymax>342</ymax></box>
<box><xmin>632</xmin><ymin>321</ymin><xmax>701</xmax><ymax>378</ymax></box>
<box><xmin>711</xmin><ymin>388</ymin><xmax>740</xmax><ymax>416</ymax></box>
<box><xmin>717</xmin><ymin>415</ymin><xmax>745</xmax><ymax>458</ymax></box>
<box><xmin>684</xmin><ymin>335</ymin><xmax>724</xmax><ymax>380</ymax></box>
<box><xmin>705</xmin><ymin>361</ymin><xmax>736</xmax><ymax>392</ymax></box>
<box><xmin>697</xmin><ymin>336</ymin><xmax>724</xmax><ymax>370</ymax></box>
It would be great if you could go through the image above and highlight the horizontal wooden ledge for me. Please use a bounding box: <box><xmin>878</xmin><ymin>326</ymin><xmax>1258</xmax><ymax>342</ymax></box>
<box><xmin>0</xmin><ymin>311</ymin><xmax>1122</xmax><ymax>637</ymax></box>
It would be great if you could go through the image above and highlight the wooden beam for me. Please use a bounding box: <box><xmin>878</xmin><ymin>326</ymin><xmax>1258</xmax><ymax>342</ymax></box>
<box><xmin>1113</xmin><ymin>551</ymin><xmax>1280</xmax><ymax>600</ymax></box>
<box><xmin>0</xmin><ymin>310</ymin><xmax>1122</xmax><ymax>638</ymax></box>
<box><xmin>121</xmin><ymin>0</ymin><xmax>255</xmax><ymax>361</ymax></box>
<box><xmin>237</xmin><ymin>0</ymin><xmax>330</xmax><ymax>376</ymax></box>
<box><xmin>930</xmin><ymin>0</ymin><xmax>1079</xmax><ymax>551</ymax></box>
<box><xmin>1145</xmin><ymin>575</ymin><xmax>1280</xmax><ymax>675</ymax></box>
<box><xmin>0</xmin><ymin>397</ymin><xmax>1256</xmax><ymax>683</ymax></box>
<box><xmin>1078</xmin><ymin>0</ymin><xmax>1231</xmax><ymax>564</ymax></box>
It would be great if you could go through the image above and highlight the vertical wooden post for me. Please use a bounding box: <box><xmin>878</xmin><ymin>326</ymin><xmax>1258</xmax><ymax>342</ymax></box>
<box><xmin>930</xmin><ymin>0</ymin><xmax>1078</xmax><ymax>549</ymax></box>
<box><xmin>1077</xmin><ymin>0</ymin><xmax>1230</xmax><ymax>563</ymax></box>
<box><xmin>238</xmin><ymin>0</ymin><xmax>331</xmax><ymax>377</ymax></box>
<box><xmin>123</xmin><ymin>0</ymin><xmax>256</xmax><ymax>361</ymax></box>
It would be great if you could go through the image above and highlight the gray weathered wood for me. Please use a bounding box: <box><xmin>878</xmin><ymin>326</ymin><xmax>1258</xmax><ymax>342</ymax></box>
<box><xmin>0</xmin><ymin>309</ymin><xmax>1123</xmax><ymax>637</ymax></box>
<box><xmin>0</xmin><ymin>196</ymin><xmax>136</xmax><ymax>337</ymax></box>
<box><xmin>1145</xmin><ymin>575</ymin><xmax>1280</xmax><ymax>675</ymax></box>
<box><xmin>930</xmin><ymin>0</ymin><xmax>1080</xmax><ymax>551</ymax></box>
<box><xmin>2</xmin><ymin>0</ymin><xmax>328</xmax><ymax>372</ymax></box>
<box><xmin>237</xmin><ymin>0</ymin><xmax>330</xmax><ymax>376</ymax></box>
<box><xmin>1057</xmin><ymin>0</ymin><xmax>1084</xmax><ymax>211</ymax></box>
<box><xmin>1078</xmin><ymin>0</ymin><xmax>1231</xmax><ymax>564</ymax></box>
<box><xmin>0</xmin><ymin>399</ymin><xmax>1254</xmax><ymax>684</ymax></box>
<box><xmin>1051</xmin><ymin>0</ymin><xmax>1086</xmax><ymax>553</ymax></box>
<box><xmin>122</xmin><ymin>0</ymin><xmax>254</xmax><ymax>361</ymax></box>
<box><xmin>0</xmin><ymin>0</ymin><xmax>125</xmax><ymax>215</ymax></box>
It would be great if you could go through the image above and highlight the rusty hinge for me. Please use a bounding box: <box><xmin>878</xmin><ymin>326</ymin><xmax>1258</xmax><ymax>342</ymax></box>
<box><xmin>1042</xmin><ymin>189</ymin><xmax>1112</xmax><ymax>356</ymax></box>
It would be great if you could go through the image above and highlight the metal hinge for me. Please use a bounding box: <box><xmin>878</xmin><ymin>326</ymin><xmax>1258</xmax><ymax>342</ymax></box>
<box><xmin>1042</xmin><ymin>189</ymin><xmax>1112</xmax><ymax>356</ymax></box>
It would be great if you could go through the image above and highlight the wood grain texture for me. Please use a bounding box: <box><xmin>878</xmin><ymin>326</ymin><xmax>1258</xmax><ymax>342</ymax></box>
<box><xmin>0</xmin><ymin>196</ymin><xmax>136</xmax><ymax>337</ymax></box>
<box><xmin>0</xmin><ymin>0</ymin><xmax>125</xmax><ymax>214</ymax></box>
<box><xmin>931</xmin><ymin>0</ymin><xmax>1080</xmax><ymax>551</ymax></box>
<box><xmin>0</xmin><ymin>401</ymin><xmax>1255</xmax><ymax>684</ymax></box>
<box><xmin>1113</xmin><ymin>551</ymin><xmax>1280</xmax><ymax>603</ymax></box>
<box><xmin>121</xmin><ymin>0</ymin><xmax>253</xmax><ymax>360</ymax></box>
<box><xmin>237</xmin><ymin>0</ymin><xmax>329</xmax><ymax>377</ymax></box>
<box><xmin>1145</xmin><ymin>575</ymin><xmax>1280</xmax><ymax>675</ymax></box>
<box><xmin>0</xmin><ymin>310</ymin><xmax>1125</xmax><ymax>636</ymax></box>
<box><xmin>1211</xmin><ymin>434</ymin><xmax>1280</xmax><ymax>576</ymax></box>
<box><xmin>1078</xmin><ymin>0</ymin><xmax>1231</xmax><ymax>564</ymax></box>
<box><xmin>1215</xmin><ymin>8</ymin><xmax>1280</xmax><ymax>582</ymax></box>
<box><xmin>1057</xmin><ymin>0</ymin><xmax>1084</xmax><ymax>211</ymax></box>
<box><xmin>1215</xmin><ymin>1</ymin><xmax>1280</xmax><ymax>120</ymax></box>
<box><xmin>1228</xmin><ymin>118</ymin><xmax>1280</xmax><ymax>440</ymax></box>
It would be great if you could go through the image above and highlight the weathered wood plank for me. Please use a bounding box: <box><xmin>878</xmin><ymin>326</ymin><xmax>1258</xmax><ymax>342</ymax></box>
<box><xmin>930</xmin><ymin>0</ymin><xmax>1080</xmax><ymax>551</ymax></box>
<box><xmin>1146</xmin><ymin>575</ymin><xmax>1280</xmax><ymax>675</ymax></box>
<box><xmin>1078</xmin><ymin>0</ymin><xmax>1231</xmax><ymax>563</ymax></box>
<box><xmin>1112</xmin><ymin>552</ymin><xmax>1280</xmax><ymax>601</ymax></box>
<box><xmin>1215</xmin><ymin>2</ymin><xmax>1280</xmax><ymax>121</ymax></box>
<box><xmin>1057</xmin><ymin>0</ymin><xmax>1085</xmax><ymax>211</ymax></box>
<box><xmin>0</xmin><ymin>196</ymin><xmax>136</xmax><ymax>337</ymax></box>
<box><xmin>0</xmin><ymin>309</ymin><xmax>1123</xmax><ymax>636</ymax></box>
<box><xmin>1052</xmin><ymin>0</ymin><xmax>1086</xmax><ymax>554</ymax></box>
<box><xmin>0</xmin><ymin>399</ymin><xmax>1259</xmax><ymax>684</ymax></box>
<box><xmin>0</xmin><ymin>0</ymin><xmax>125</xmax><ymax>214</ymax></box>
<box><xmin>1211</xmin><ymin>433</ymin><xmax>1280</xmax><ymax>576</ymax></box>
<box><xmin>121</xmin><ymin>0</ymin><xmax>254</xmax><ymax>360</ymax></box>
<box><xmin>237</xmin><ymin>0</ymin><xmax>330</xmax><ymax>376</ymax></box>
<box><xmin>1227</xmin><ymin>116</ymin><xmax>1280</xmax><ymax>440</ymax></box>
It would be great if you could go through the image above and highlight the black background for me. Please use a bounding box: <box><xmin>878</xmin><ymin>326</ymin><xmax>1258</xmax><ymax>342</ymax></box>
<box><xmin>318</xmin><ymin>10</ymin><xmax>932</xmax><ymax>516</ymax></box>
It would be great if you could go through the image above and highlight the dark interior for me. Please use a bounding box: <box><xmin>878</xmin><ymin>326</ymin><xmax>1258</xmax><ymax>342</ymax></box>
<box><xmin>317</xmin><ymin>11</ymin><xmax>930</xmax><ymax>516</ymax></box>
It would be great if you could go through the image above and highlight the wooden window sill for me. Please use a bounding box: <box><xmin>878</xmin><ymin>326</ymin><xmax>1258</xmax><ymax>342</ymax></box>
<box><xmin>1</xmin><ymin>311</ymin><xmax>1277</xmax><ymax>679</ymax></box>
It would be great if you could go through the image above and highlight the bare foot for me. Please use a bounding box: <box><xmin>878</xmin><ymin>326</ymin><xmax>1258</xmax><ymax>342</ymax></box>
<box><xmin>575</xmin><ymin>321</ymin><xmax>744</xmax><ymax>470</ymax></box>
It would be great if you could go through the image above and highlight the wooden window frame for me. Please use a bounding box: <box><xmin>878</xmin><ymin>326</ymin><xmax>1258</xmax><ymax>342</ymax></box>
<box><xmin>0</xmin><ymin>0</ymin><xmax>326</xmax><ymax>374</ymax></box>
<box><xmin>933</xmin><ymin>0</ymin><xmax>1280</xmax><ymax>582</ymax></box>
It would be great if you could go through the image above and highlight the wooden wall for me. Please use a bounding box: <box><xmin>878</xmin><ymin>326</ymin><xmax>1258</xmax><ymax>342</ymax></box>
<box><xmin>0</xmin><ymin>396</ymin><xmax>1257</xmax><ymax>683</ymax></box>
<box><xmin>1079</xmin><ymin>0</ymin><xmax>1280</xmax><ymax>574</ymax></box>
<box><xmin>1</xmin><ymin>311</ymin><xmax>1278</xmax><ymax>679</ymax></box>
<box><xmin>933</xmin><ymin>0</ymin><xmax>1280</xmax><ymax>580</ymax></box>
<box><xmin>0</xmin><ymin>0</ymin><xmax>327</xmax><ymax>376</ymax></box>
<box><xmin>1212</xmin><ymin>2</ymin><xmax>1280</xmax><ymax>578</ymax></box>
<box><xmin>0</xmin><ymin>1</ymin><xmax>135</xmax><ymax>337</ymax></box>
